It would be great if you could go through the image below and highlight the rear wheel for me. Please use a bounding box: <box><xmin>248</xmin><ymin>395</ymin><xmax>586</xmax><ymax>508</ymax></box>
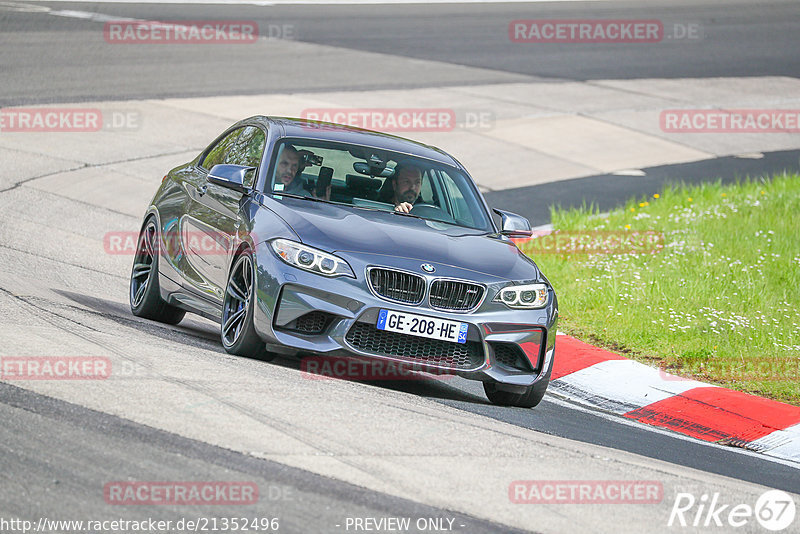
<box><xmin>129</xmin><ymin>218</ymin><xmax>185</xmax><ymax>325</ymax></box>
<box><xmin>484</xmin><ymin>355</ymin><xmax>553</xmax><ymax>408</ymax></box>
<box><xmin>221</xmin><ymin>250</ymin><xmax>275</xmax><ymax>361</ymax></box>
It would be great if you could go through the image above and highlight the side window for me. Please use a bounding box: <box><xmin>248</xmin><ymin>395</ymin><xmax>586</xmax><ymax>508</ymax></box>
<box><xmin>420</xmin><ymin>170</ymin><xmax>436</xmax><ymax>205</ymax></box>
<box><xmin>225</xmin><ymin>126</ymin><xmax>266</xmax><ymax>187</ymax></box>
<box><xmin>201</xmin><ymin>128</ymin><xmax>242</xmax><ymax>170</ymax></box>
<box><xmin>226</xmin><ymin>127</ymin><xmax>265</xmax><ymax>168</ymax></box>
<box><xmin>439</xmin><ymin>170</ymin><xmax>473</xmax><ymax>225</ymax></box>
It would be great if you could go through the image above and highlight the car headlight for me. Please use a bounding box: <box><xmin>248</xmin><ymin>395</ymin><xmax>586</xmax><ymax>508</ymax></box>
<box><xmin>270</xmin><ymin>239</ymin><xmax>354</xmax><ymax>278</ymax></box>
<box><xmin>494</xmin><ymin>283</ymin><xmax>549</xmax><ymax>309</ymax></box>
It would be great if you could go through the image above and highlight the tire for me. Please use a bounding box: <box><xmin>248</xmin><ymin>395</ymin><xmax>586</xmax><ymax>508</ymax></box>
<box><xmin>130</xmin><ymin>218</ymin><xmax>186</xmax><ymax>325</ymax></box>
<box><xmin>483</xmin><ymin>354</ymin><xmax>554</xmax><ymax>408</ymax></box>
<box><xmin>221</xmin><ymin>250</ymin><xmax>275</xmax><ymax>361</ymax></box>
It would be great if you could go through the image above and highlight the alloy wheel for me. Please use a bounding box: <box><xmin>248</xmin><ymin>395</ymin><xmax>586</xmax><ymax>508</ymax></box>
<box><xmin>222</xmin><ymin>254</ymin><xmax>253</xmax><ymax>347</ymax></box>
<box><xmin>130</xmin><ymin>222</ymin><xmax>157</xmax><ymax>308</ymax></box>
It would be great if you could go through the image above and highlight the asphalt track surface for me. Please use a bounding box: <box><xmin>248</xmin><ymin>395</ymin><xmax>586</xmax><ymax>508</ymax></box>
<box><xmin>2</xmin><ymin>1</ymin><xmax>800</xmax><ymax>532</ymax></box>
<box><xmin>3</xmin><ymin>0</ymin><xmax>800</xmax><ymax>105</ymax></box>
<box><xmin>0</xmin><ymin>382</ymin><xmax>523</xmax><ymax>534</ymax></box>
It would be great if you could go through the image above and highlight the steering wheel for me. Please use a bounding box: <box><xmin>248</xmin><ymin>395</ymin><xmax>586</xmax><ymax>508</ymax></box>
<box><xmin>409</xmin><ymin>203</ymin><xmax>457</xmax><ymax>225</ymax></box>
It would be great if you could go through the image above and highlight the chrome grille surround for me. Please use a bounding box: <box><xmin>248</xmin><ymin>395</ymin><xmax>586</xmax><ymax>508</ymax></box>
<box><xmin>366</xmin><ymin>267</ymin><xmax>426</xmax><ymax>305</ymax></box>
<box><xmin>429</xmin><ymin>279</ymin><xmax>486</xmax><ymax>312</ymax></box>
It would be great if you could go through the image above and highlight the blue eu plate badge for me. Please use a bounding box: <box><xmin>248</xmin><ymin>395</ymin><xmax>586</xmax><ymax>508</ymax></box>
<box><xmin>377</xmin><ymin>309</ymin><xmax>388</xmax><ymax>329</ymax></box>
<box><xmin>457</xmin><ymin>323</ymin><xmax>468</xmax><ymax>343</ymax></box>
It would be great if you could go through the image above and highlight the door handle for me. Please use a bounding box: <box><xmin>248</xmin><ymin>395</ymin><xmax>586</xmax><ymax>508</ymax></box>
<box><xmin>196</xmin><ymin>185</ymin><xmax>208</xmax><ymax>196</ymax></box>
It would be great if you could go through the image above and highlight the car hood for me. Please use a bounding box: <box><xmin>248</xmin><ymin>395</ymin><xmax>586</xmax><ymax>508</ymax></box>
<box><xmin>262</xmin><ymin>197</ymin><xmax>541</xmax><ymax>281</ymax></box>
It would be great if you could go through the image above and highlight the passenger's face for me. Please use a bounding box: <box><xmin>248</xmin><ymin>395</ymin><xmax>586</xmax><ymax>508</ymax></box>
<box><xmin>276</xmin><ymin>149</ymin><xmax>300</xmax><ymax>185</ymax></box>
<box><xmin>393</xmin><ymin>168</ymin><xmax>422</xmax><ymax>204</ymax></box>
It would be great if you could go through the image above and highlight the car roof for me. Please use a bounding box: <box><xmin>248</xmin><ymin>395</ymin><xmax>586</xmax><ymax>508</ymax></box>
<box><xmin>248</xmin><ymin>116</ymin><xmax>460</xmax><ymax>168</ymax></box>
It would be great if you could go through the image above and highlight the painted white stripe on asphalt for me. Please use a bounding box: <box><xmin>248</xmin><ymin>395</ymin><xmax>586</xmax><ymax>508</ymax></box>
<box><xmin>752</xmin><ymin>423</ymin><xmax>800</xmax><ymax>461</ymax></box>
<box><xmin>50</xmin><ymin>9</ymin><xmax>140</xmax><ymax>23</ymax></box>
<box><xmin>551</xmin><ymin>359</ymin><xmax>712</xmax><ymax>414</ymax></box>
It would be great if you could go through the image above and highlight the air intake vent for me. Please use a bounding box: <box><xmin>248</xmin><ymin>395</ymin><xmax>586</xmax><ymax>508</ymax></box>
<box><xmin>491</xmin><ymin>342</ymin><xmax>533</xmax><ymax>372</ymax></box>
<box><xmin>280</xmin><ymin>311</ymin><xmax>333</xmax><ymax>334</ymax></box>
<box><xmin>345</xmin><ymin>321</ymin><xmax>483</xmax><ymax>370</ymax></box>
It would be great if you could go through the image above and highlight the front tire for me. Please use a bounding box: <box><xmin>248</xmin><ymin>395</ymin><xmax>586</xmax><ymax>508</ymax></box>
<box><xmin>221</xmin><ymin>250</ymin><xmax>275</xmax><ymax>361</ymax></box>
<box><xmin>130</xmin><ymin>218</ymin><xmax>186</xmax><ymax>325</ymax></box>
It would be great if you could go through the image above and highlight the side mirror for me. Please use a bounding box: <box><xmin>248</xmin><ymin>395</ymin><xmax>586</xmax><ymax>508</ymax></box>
<box><xmin>207</xmin><ymin>164</ymin><xmax>255</xmax><ymax>194</ymax></box>
<box><xmin>493</xmin><ymin>208</ymin><xmax>533</xmax><ymax>236</ymax></box>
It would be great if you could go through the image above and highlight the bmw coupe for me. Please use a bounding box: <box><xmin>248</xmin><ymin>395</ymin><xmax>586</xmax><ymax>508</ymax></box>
<box><xmin>130</xmin><ymin>116</ymin><xmax>558</xmax><ymax>407</ymax></box>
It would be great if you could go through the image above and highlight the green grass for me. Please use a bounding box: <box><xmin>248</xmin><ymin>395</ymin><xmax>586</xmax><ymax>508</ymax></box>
<box><xmin>520</xmin><ymin>173</ymin><xmax>800</xmax><ymax>405</ymax></box>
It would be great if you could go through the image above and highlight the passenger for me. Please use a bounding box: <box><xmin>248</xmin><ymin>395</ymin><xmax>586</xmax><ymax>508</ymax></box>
<box><xmin>273</xmin><ymin>145</ymin><xmax>330</xmax><ymax>199</ymax></box>
<box><xmin>273</xmin><ymin>144</ymin><xmax>303</xmax><ymax>194</ymax></box>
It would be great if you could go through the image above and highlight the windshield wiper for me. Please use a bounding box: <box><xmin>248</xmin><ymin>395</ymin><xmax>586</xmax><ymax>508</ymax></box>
<box><xmin>271</xmin><ymin>191</ymin><xmax>336</xmax><ymax>205</ymax></box>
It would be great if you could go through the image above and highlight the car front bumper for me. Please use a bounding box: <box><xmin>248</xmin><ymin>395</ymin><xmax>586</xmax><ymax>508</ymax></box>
<box><xmin>251</xmin><ymin>245</ymin><xmax>557</xmax><ymax>388</ymax></box>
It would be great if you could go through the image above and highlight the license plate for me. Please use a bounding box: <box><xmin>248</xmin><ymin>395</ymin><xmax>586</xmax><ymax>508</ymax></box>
<box><xmin>376</xmin><ymin>309</ymin><xmax>468</xmax><ymax>344</ymax></box>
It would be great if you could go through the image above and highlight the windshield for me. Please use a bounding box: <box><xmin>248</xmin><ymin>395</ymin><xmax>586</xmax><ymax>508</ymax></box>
<box><xmin>266</xmin><ymin>138</ymin><xmax>493</xmax><ymax>232</ymax></box>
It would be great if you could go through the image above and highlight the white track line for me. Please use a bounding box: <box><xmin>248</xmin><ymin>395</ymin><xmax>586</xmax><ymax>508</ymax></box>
<box><xmin>551</xmin><ymin>359</ymin><xmax>714</xmax><ymax>415</ymax></box>
<box><xmin>545</xmin><ymin>395</ymin><xmax>800</xmax><ymax>470</ymax></box>
<box><xmin>752</xmin><ymin>423</ymin><xmax>800</xmax><ymax>461</ymax></box>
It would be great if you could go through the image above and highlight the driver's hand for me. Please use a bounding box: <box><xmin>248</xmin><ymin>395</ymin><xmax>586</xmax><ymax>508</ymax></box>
<box><xmin>394</xmin><ymin>202</ymin><xmax>413</xmax><ymax>213</ymax></box>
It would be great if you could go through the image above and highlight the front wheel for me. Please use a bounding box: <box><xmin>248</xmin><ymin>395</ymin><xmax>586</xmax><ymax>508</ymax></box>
<box><xmin>129</xmin><ymin>218</ymin><xmax>186</xmax><ymax>325</ymax></box>
<box><xmin>221</xmin><ymin>250</ymin><xmax>275</xmax><ymax>361</ymax></box>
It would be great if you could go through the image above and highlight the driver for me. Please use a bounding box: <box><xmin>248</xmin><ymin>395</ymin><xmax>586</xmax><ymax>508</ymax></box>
<box><xmin>391</xmin><ymin>162</ymin><xmax>423</xmax><ymax>213</ymax></box>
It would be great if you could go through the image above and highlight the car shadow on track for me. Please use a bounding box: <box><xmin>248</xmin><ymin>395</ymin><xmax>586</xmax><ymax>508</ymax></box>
<box><xmin>363</xmin><ymin>377</ymin><xmax>489</xmax><ymax>404</ymax></box>
<box><xmin>267</xmin><ymin>353</ymin><xmax>492</xmax><ymax>405</ymax></box>
<box><xmin>53</xmin><ymin>289</ymin><xmax>222</xmax><ymax>347</ymax></box>
<box><xmin>54</xmin><ymin>289</ymin><xmax>491</xmax><ymax>406</ymax></box>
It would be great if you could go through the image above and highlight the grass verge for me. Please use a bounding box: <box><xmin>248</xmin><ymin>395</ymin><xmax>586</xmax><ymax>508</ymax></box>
<box><xmin>519</xmin><ymin>173</ymin><xmax>800</xmax><ymax>405</ymax></box>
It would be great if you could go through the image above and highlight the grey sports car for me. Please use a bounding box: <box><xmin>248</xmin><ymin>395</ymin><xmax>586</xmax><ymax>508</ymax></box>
<box><xmin>130</xmin><ymin>116</ymin><xmax>558</xmax><ymax>407</ymax></box>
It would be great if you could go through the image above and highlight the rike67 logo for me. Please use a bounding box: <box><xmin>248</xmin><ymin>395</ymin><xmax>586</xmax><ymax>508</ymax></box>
<box><xmin>669</xmin><ymin>490</ymin><xmax>796</xmax><ymax>531</ymax></box>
